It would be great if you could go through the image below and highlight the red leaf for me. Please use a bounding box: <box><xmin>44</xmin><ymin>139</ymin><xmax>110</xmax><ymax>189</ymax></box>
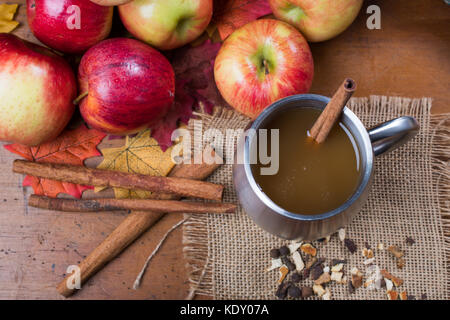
<box><xmin>212</xmin><ymin>0</ymin><xmax>272</xmax><ymax>40</ymax></box>
<box><xmin>151</xmin><ymin>40</ymin><xmax>224</xmax><ymax>151</ymax></box>
<box><xmin>5</xmin><ymin>124</ymin><xmax>106</xmax><ymax>198</ymax></box>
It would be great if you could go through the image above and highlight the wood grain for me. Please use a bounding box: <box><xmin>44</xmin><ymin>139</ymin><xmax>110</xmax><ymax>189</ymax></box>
<box><xmin>0</xmin><ymin>0</ymin><xmax>448</xmax><ymax>299</ymax></box>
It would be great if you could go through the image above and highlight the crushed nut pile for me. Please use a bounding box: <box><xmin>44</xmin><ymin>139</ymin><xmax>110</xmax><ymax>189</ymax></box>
<box><xmin>267</xmin><ymin>229</ymin><xmax>421</xmax><ymax>300</ymax></box>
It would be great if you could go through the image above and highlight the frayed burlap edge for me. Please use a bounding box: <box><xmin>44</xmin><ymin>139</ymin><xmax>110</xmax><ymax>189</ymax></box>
<box><xmin>183</xmin><ymin>96</ymin><xmax>450</xmax><ymax>299</ymax></box>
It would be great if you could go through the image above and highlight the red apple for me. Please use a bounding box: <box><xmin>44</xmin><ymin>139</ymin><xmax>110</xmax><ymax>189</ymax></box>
<box><xmin>78</xmin><ymin>38</ymin><xmax>175</xmax><ymax>135</ymax></box>
<box><xmin>118</xmin><ymin>0</ymin><xmax>213</xmax><ymax>50</ymax></box>
<box><xmin>90</xmin><ymin>0</ymin><xmax>131</xmax><ymax>5</ymax></box>
<box><xmin>268</xmin><ymin>0</ymin><xmax>363</xmax><ymax>42</ymax></box>
<box><xmin>27</xmin><ymin>0</ymin><xmax>113</xmax><ymax>54</ymax></box>
<box><xmin>0</xmin><ymin>34</ymin><xmax>77</xmax><ymax>146</ymax></box>
<box><xmin>214</xmin><ymin>19</ymin><xmax>314</xmax><ymax>119</ymax></box>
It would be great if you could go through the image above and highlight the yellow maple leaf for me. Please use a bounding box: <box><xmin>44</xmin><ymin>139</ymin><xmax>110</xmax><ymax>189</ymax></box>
<box><xmin>0</xmin><ymin>4</ymin><xmax>19</xmax><ymax>33</ymax></box>
<box><xmin>96</xmin><ymin>129</ymin><xmax>178</xmax><ymax>199</ymax></box>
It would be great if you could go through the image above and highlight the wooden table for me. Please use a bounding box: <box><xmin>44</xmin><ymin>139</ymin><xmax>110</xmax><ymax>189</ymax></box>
<box><xmin>0</xmin><ymin>0</ymin><xmax>448</xmax><ymax>299</ymax></box>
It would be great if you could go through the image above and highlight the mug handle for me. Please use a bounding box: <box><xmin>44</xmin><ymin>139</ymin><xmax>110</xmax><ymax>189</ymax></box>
<box><xmin>368</xmin><ymin>116</ymin><xmax>419</xmax><ymax>156</ymax></box>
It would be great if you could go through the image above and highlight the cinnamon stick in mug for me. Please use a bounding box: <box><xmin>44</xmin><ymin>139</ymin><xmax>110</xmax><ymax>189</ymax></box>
<box><xmin>28</xmin><ymin>195</ymin><xmax>236</xmax><ymax>214</ymax></box>
<box><xmin>309</xmin><ymin>78</ymin><xmax>356</xmax><ymax>143</ymax></box>
<box><xmin>13</xmin><ymin>160</ymin><xmax>223</xmax><ymax>201</ymax></box>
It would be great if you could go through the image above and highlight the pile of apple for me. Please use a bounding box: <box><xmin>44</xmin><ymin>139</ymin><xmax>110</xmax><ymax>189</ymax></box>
<box><xmin>0</xmin><ymin>0</ymin><xmax>362</xmax><ymax>146</ymax></box>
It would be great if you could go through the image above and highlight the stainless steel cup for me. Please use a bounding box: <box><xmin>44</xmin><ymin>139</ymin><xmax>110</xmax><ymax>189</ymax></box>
<box><xmin>233</xmin><ymin>94</ymin><xmax>419</xmax><ymax>240</ymax></box>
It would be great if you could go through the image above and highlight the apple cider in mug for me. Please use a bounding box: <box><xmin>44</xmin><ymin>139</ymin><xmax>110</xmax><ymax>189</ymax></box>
<box><xmin>251</xmin><ymin>107</ymin><xmax>361</xmax><ymax>215</ymax></box>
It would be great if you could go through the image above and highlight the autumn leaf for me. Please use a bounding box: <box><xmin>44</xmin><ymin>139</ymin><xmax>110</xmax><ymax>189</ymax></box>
<box><xmin>0</xmin><ymin>4</ymin><xmax>19</xmax><ymax>33</ymax></box>
<box><xmin>151</xmin><ymin>39</ymin><xmax>224</xmax><ymax>151</ymax></box>
<box><xmin>4</xmin><ymin>124</ymin><xmax>106</xmax><ymax>198</ymax></box>
<box><xmin>210</xmin><ymin>0</ymin><xmax>272</xmax><ymax>40</ymax></box>
<box><xmin>96</xmin><ymin>129</ymin><xmax>177</xmax><ymax>199</ymax></box>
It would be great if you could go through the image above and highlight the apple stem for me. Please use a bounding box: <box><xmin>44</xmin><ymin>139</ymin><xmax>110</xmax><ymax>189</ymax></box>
<box><xmin>73</xmin><ymin>91</ymin><xmax>88</xmax><ymax>105</ymax></box>
<box><xmin>262</xmin><ymin>59</ymin><xmax>269</xmax><ymax>75</ymax></box>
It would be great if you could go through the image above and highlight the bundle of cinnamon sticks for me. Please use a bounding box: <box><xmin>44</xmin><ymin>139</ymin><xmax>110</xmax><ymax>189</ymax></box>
<box><xmin>12</xmin><ymin>151</ymin><xmax>231</xmax><ymax>297</ymax></box>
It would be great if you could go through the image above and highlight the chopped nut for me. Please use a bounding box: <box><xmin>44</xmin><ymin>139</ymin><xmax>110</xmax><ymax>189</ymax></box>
<box><xmin>323</xmin><ymin>266</ymin><xmax>330</xmax><ymax>273</ymax></box>
<box><xmin>380</xmin><ymin>269</ymin><xmax>403</xmax><ymax>287</ymax></box>
<box><xmin>278</xmin><ymin>265</ymin><xmax>289</xmax><ymax>284</ymax></box>
<box><xmin>396</xmin><ymin>257</ymin><xmax>405</xmax><ymax>269</ymax></box>
<box><xmin>339</xmin><ymin>275</ymin><xmax>348</xmax><ymax>285</ymax></box>
<box><xmin>291</xmin><ymin>272</ymin><xmax>302</xmax><ymax>283</ymax></box>
<box><xmin>288</xmin><ymin>285</ymin><xmax>301</xmax><ymax>298</ymax></box>
<box><xmin>279</xmin><ymin>246</ymin><xmax>290</xmax><ymax>256</ymax></box>
<box><xmin>300</xmin><ymin>243</ymin><xmax>317</xmax><ymax>256</ymax></box>
<box><xmin>287</xmin><ymin>241</ymin><xmax>302</xmax><ymax>254</ymax></box>
<box><xmin>266</xmin><ymin>258</ymin><xmax>282</xmax><ymax>271</ymax></box>
<box><xmin>275</xmin><ymin>281</ymin><xmax>290</xmax><ymax>299</ymax></box>
<box><xmin>351</xmin><ymin>273</ymin><xmax>363</xmax><ymax>289</ymax></box>
<box><xmin>311</xmin><ymin>264</ymin><xmax>324</xmax><ymax>280</ymax></box>
<box><xmin>377</xmin><ymin>243</ymin><xmax>384</xmax><ymax>250</ymax></box>
<box><xmin>305</xmin><ymin>256</ymin><xmax>317</xmax><ymax>269</ymax></box>
<box><xmin>385</xmin><ymin>278</ymin><xmax>393</xmax><ymax>291</ymax></box>
<box><xmin>303</xmin><ymin>267</ymin><xmax>310</xmax><ymax>279</ymax></box>
<box><xmin>387</xmin><ymin>290</ymin><xmax>398</xmax><ymax>300</ymax></box>
<box><xmin>314</xmin><ymin>272</ymin><xmax>331</xmax><ymax>285</ymax></box>
<box><xmin>301</xmin><ymin>286</ymin><xmax>313</xmax><ymax>298</ymax></box>
<box><xmin>322</xmin><ymin>287</ymin><xmax>332</xmax><ymax>300</ymax></box>
<box><xmin>338</xmin><ymin>228</ymin><xmax>346</xmax><ymax>242</ymax></box>
<box><xmin>344</xmin><ymin>238</ymin><xmax>357</xmax><ymax>253</ymax></box>
<box><xmin>291</xmin><ymin>251</ymin><xmax>305</xmax><ymax>272</ymax></box>
<box><xmin>363</xmin><ymin>258</ymin><xmax>375</xmax><ymax>265</ymax></box>
<box><xmin>362</xmin><ymin>247</ymin><xmax>374</xmax><ymax>258</ymax></box>
<box><xmin>281</xmin><ymin>257</ymin><xmax>296</xmax><ymax>272</ymax></box>
<box><xmin>270</xmin><ymin>248</ymin><xmax>281</xmax><ymax>259</ymax></box>
<box><xmin>313</xmin><ymin>284</ymin><xmax>326</xmax><ymax>297</ymax></box>
<box><xmin>331</xmin><ymin>263</ymin><xmax>344</xmax><ymax>272</ymax></box>
<box><xmin>388</xmin><ymin>245</ymin><xmax>404</xmax><ymax>259</ymax></box>
<box><xmin>399</xmin><ymin>291</ymin><xmax>408</xmax><ymax>300</ymax></box>
<box><xmin>331</xmin><ymin>271</ymin><xmax>343</xmax><ymax>282</ymax></box>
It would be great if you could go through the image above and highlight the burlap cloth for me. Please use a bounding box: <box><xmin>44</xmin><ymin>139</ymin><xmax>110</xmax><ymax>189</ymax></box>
<box><xmin>183</xmin><ymin>96</ymin><xmax>449</xmax><ymax>300</ymax></box>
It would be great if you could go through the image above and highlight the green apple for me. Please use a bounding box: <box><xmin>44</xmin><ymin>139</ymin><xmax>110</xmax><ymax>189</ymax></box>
<box><xmin>268</xmin><ymin>0</ymin><xmax>363</xmax><ymax>42</ymax></box>
<box><xmin>118</xmin><ymin>0</ymin><xmax>213</xmax><ymax>50</ymax></box>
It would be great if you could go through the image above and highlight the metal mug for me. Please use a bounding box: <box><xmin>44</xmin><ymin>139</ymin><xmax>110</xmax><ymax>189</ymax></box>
<box><xmin>233</xmin><ymin>94</ymin><xmax>419</xmax><ymax>241</ymax></box>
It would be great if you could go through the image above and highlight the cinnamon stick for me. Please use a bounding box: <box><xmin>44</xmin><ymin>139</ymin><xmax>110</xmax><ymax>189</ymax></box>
<box><xmin>309</xmin><ymin>78</ymin><xmax>356</xmax><ymax>143</ymax></box>
<box><xmin>13</xmin><ymin>160</ymin><xmax>223</xmax><ymax>201</ymax></box>
<box><xmin>29</xmin><ymin>195</ymin><xmax>236</xmax><ymax>214</ymax></box>
<box><xmin>56</xmin><ymin>150</ymin><xmax>222</xmax><ymax>297</ymax></box>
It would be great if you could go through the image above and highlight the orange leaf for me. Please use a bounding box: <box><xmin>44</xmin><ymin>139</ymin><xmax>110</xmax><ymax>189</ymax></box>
<box><xmin>212</xmin><ymin>0</ymin><xmax>272</xmax><ymax>40</ymax></box>
<box><xmin>5</xmin><ymin>124</ymin><xmax>106</xmax><ymax>198</ymax></box>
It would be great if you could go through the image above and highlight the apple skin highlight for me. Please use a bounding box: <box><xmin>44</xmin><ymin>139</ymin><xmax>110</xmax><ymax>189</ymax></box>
<box><xmin>118</xmin><ymin>0</ymin><xmax>213</xmax><ymax>50</ymax></box>
<box><xmin>268</xmin><ymin>0</ymin><xmax>363</xmax><ymax>42</ymax></box>
<box><xmin>0</xmin><ymin>34</ymin><xmax>77</xmax><ymax>146</ymax></box>
<box><xmin>214</xmin><ymin>19</ymin><xmax>314</xmax><ymax>119</ymax></box>
<box><xmin>78</xmin><ymin>38</ymin><xmax>175</xmax><ymax>135</ymax></box>
<box><xmin>27</xmin><ymin>0</ymin><xmax>113</xmax><ymax>54</ymax></box>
